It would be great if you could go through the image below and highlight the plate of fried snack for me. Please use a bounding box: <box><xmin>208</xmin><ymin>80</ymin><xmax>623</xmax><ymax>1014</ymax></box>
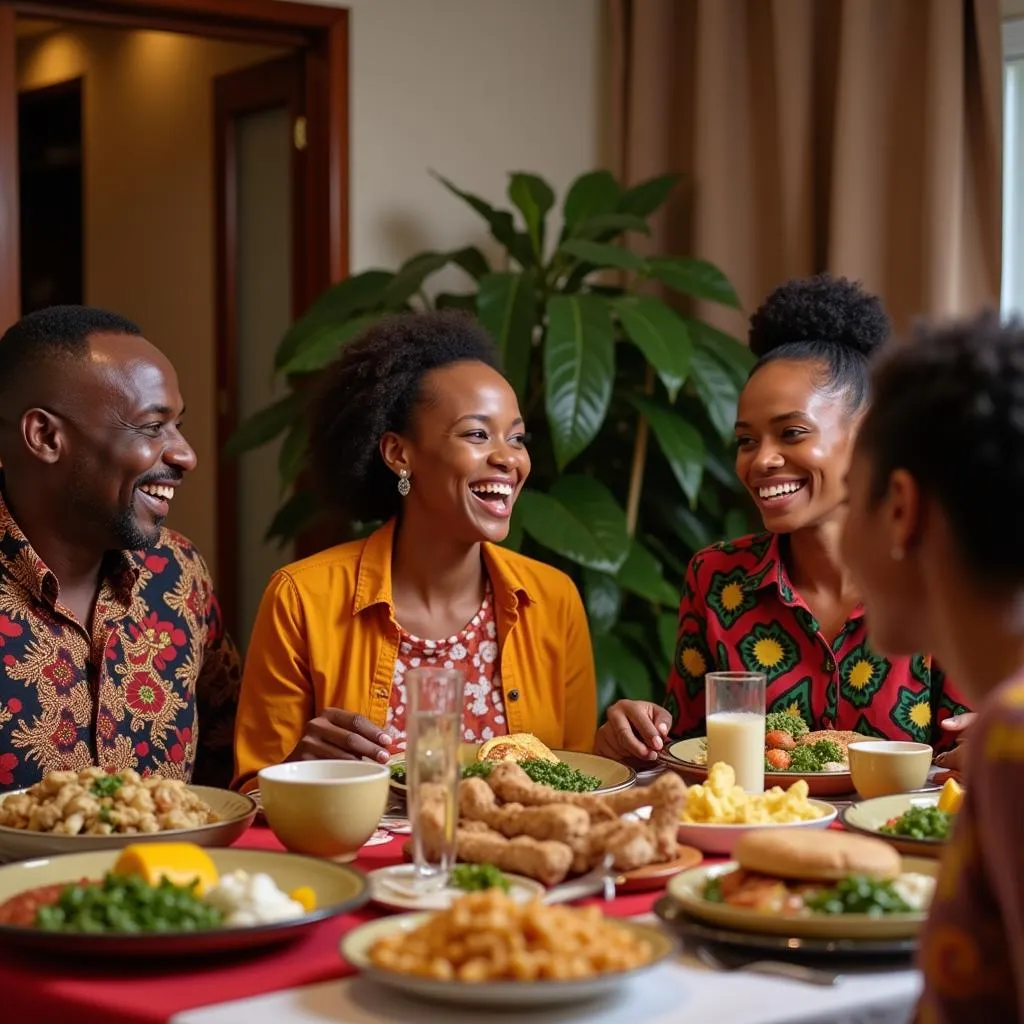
<box><xmin>0</xmin><ymin>768</ymin><xmax>256</xmax><ymax>861</ymax></box>
<box><xmin>0</xmin><ymin>841</ymin><xmax>368</xmax><ymax>956</ymax></box>
<box><xmin>389</xmin><ymin>733</ymin><xmax>636</xmax><ymax>797</ymax></box>
<box><xmin>410</xmin><ymin>761</ymin><xmax>702</xmax><ymax>893</ymax></box>
<box><xmin>665</xmin><ymin>829</ymin><xmax>938</xmax><ymax>941</ymax></box>
<box><xmin>668</xmin><ymin>762</ymin><xmax>836</xmax><ymax>855</ymax></box>
<box><xmin>663</xmin><ymin>713</ymin><xmax>857</xmax><ymax>797</ymax></box>
<box><xmin>341</xmin><ymin>889</ymin><xmax>675</xmax><ymax>1007</ymax></box>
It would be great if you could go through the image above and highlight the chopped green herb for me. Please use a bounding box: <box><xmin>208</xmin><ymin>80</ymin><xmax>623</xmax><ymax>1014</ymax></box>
<box><xmin>703</xmin><ymin>877</ymin><xmax>724</xmax><ymax>903</ymax></box>
<box><xmin>781</xmin><ymin>740</ymin><xmax>845</xmax><ymax>773</ymax></box>
<box><xmin>764</xmin><ymin>712</ymin><xmax>809</xmax><ymax>739</ymax></box>
<box><xmin>879</xmin><ymin>805</ymin><xmax>952</xmax><ymax>841</ymax></box>
<box><xmin>390</xmin><ymin>758</ymin><xmax>600</xmax><ymax>793</ymax></box>
<box><xmin>35</xmin><ymin>873</ymin><xmax>223</xmax><ymax>933</ymax></box>
<box><xmin>90</xmin><ymin>774</ymin><xmax>125</xmax><ymax>798</ymax></box>
<box><xmin>450</xmin><ymin>864</ymin><xmax>510</xmax><ymax>893</ymax></box>
<box><xmin>805</xmin><ymin>875</ymin><xmax>912</xmax><ymax>916</ymax></box>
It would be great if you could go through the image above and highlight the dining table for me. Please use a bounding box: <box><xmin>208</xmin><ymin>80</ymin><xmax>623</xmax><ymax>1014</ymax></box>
<box><xmin>0</xmin><ymin>779</ymin><xmax>925</xmax><ymax>1024</ymax></box>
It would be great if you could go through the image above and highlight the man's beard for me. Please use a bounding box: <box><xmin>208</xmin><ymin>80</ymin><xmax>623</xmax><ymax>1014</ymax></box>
<box><xmin>108</xmin><ymin>503</ymin><xmax>162</xmax><ymax>551</ymax></box>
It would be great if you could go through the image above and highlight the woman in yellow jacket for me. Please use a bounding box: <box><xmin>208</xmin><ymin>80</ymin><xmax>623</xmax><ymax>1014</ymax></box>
<box><xmin>233</xmin><ymin>311</ymin><xmax>597</xmax><ymax>790</ymax></box>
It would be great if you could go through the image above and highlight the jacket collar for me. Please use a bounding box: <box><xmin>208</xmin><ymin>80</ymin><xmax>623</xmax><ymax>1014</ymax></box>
<box><xmin>352</xmin><ymin>519</ymin><xmax>534</xmax><ymax>617</ymax></box>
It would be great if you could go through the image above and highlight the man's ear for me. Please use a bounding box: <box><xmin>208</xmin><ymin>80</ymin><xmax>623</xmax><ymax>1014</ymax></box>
<box><xmin>21</xmin><ymin>409</ymin><xmax>64</xmax><ymax>465</ymax></box>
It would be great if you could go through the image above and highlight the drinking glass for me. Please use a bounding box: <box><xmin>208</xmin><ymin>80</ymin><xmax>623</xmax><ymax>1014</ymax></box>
<box><xmin>705</xmin><ymin>671</ymin><xmax>766</xmax><ymax>793</ymax></box>
<box><xmin>405</xmin><ymin>667</ymin><xmax>463</xmax><ymax>891</ymax></box>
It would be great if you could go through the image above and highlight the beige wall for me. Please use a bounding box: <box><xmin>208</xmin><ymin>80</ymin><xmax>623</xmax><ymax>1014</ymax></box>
<box><xmin>16</xmin><ymin>1</ymin><xmax>605</xmax><ymax>578</ymax></box>
<box><xmin>17</xmin><ymin>27</ymin><xmax>287</xmax><ymax>566</ymax></box>
<box><xmin>1006</xmin><ymin>0</ymin><xmax>1024</xmax><ymax>18</ymax></box>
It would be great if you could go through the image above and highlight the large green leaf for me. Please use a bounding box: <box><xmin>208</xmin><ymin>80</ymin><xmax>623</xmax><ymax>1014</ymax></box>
<box><xmin>274</xmin><ymin>270</ymin><xmax>393</xmax><ymax>372</ymax></box>
<box><xmin>450</xmin><ymin>246</ymin><xmax>491</xmax><ymax>281</ymax></box>
<box><xmin>224</xmin><ymin>391</ymin><xmax>306</xmax><ymax>458</ymax></box>
<box><xmin>615</xmin><ymin>539</ymin><xmax>679</xmax><ymax>606</ymax></box>
<box><xmin>583</xmin><ymin>569</ymin><xmax>621</xmax><ymax>635</ymax></box>
<box><xmin>278</xmin><ymin>313</ymin><xmax>381</xmax><ymax>375</ymax></box>
<box><xmin>684</xmin><ymin>316</ymin><xmax>755</xmax><ymax>387</ymax></box>
<box><xmin>629</xmin><ymin>396</ymin><xmax>705</xmax><ymax>506</ymax></box>
<box><xmin>476</xmin><ymin>271</ymin><xmax>536</xmax><ymax>402</ymax></box>
<box><xmin>265</xmin><ymin>488</ymin><xmax>320</xmax><ymax>546</ymax></box>
<box><xmin>562</xmin><ymin>171</ymin><xmax>621</xmax><ymax>236</ymax></box>
<box><xmin>431</xmin><ymin>171</ymin><xmax>519</xmax><ymax>252</ymax></box>
<box><xmin>618</xmin><ymin>172</ymin><xmax>682</xmax><ymax>216</ymax></box>
<box><xmin>574</xmin><ymin>212</ymin><xmax>650</xmax><ymax>241</ymax></box>
<box><xmin>593</xmin><ymin>632</ymin><xmax>653</xmax><ymax>702</ymax></box>
<box><xmin>381</xmin><ymin>251</ymin><xmax>453</xmax><ymax>306</ymax></box>
<box><xmin>516</xmin><ymin>478</ymin><xmax>629</xmax><ymax>573</ymax></box>
<box><xmin>646</xmin><ymin>257</ymin><xmax>740</xmax><ymax>308</ymax></box>
<box><xmin>613</xmin><ymin>296</ymin><xmax>691</xmax><ymax>401</ymax></box>
<box><xmin>508</xmin><ymin>172</ymin><xmax>555</xmax><ymax>260</ymax></box>
<box><xmin>543</xmin><ymin>294</ymin><xmax>615</xmax><ymax>469</ymax></box>
<box><xmin>559</xmin><ymin>239</ymin><xmax>646</xmax><ymax>272</ymax></box>
<box><xmin>689</xmin><ymin>344</ymin><xmax>740</xmax><ymax>441</ymax></box>
<box><xmin>277</xmin><ymin>418</ymin><xmax>310</xmax><ymax>490</ymax></box>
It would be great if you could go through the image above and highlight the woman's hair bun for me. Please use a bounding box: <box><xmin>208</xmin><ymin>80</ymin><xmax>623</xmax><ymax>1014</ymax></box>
<box><xmin>747</xmin><ymin>273</ymin><xmax>891</xmax><ymax>360</ymax></box>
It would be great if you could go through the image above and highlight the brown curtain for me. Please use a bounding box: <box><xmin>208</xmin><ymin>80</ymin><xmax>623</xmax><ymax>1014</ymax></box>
<box><xmin>609</xmin><ymin>0</ymin><xmax>1004</xmax><ymax>336</ymax></box>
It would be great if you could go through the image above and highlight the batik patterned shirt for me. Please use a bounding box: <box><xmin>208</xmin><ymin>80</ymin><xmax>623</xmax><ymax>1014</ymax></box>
<box><xmin>915</xmin><ymin>675</ymin><xmax>1024</xmax><ymax>1022</ymax></box>
<box><xmin>0</xmin><ymin>494</ymin><xmax>240</xmax><ymax>791</ymax></box>
<box><xmin>665</xmin><ymin>532</ymin><xmax>969</xmax><ymax>744</ymax></box>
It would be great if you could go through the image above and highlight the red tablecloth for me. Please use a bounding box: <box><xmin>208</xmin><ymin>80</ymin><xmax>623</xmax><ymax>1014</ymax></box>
<box><xmin>0</xmin><ymin>827</ymin><xmax>671</xmax><ymax>1024</ymax></box>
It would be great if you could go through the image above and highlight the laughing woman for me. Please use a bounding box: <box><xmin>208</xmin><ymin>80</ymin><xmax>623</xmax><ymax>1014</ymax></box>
<box><xmin>594</xmin><ymin>275</ymin><xmax>970</xmax><ymax>761</ymax></box>
<box><xmin>233</xmin><ymin>312</ymin><xmax>596</xmax><ymax>790</ymax></box>
<box><xmin>840</xmin><ymin>312</ymin><xmax>1024</xmax><ymax>1022</ymax></box>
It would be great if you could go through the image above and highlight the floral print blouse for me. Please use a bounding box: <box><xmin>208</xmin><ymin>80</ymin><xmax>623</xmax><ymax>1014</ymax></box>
<box><xmin>665</xmin><ymin>532</ymin><xmax>969</xmax><ymax>744</ymax></box>
<box><xmin>386</xmin><ymin>582</ymin><xmax>508</xmax><ymax>752</ymax></box>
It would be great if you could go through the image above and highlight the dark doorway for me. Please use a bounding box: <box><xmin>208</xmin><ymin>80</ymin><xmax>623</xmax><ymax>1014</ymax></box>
<box><xmin>18</xmin><ymin>77</ymin><xmax>83</xmax><ymax>312</ymax></box>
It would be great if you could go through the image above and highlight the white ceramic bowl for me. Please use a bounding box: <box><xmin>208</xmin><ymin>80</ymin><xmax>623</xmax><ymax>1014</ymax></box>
<box><xmin>676</xmin><ymin>800</ymin><xmax>838</xmax><ymax>855</ymax></box>
<box><xmin>257</xmin><ymin>760</ymin><xmax>390</xmax><ymax>860</ymax></box>
<box><xmin>847</xmin><ymin>741</ymin><xmax>933</xmax><ymax>799</ymax></box>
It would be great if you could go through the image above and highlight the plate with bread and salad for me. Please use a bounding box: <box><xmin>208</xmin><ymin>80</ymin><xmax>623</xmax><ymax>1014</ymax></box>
<box><xmin>663</xmin><ymin>828</ymin><xmax>938</xmax><ymax>942</ymax></box>
<box><xmin>662</xmin><ymin>711</ymin><xmax>856</xmax><ymax>796</ymax></box>
<box><xmin>388</xmin><ymin>732</ymin><xmax>637</xmax><ymax>796</ymax></box>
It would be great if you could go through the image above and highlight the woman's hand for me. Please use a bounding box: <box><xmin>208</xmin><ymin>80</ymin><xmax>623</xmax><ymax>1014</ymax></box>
<box><xmin>594</xmin><ymin>700</ymin><xmax>673</xmax><ymax>761</ymax></box>
<box><xmin>933</xmin><ymin>712</ymin><xmax>975</xmax><ymax>782</ymax></box>
<box><xmin>287</xmin><ymin>709</ymin><xmax>394</xmax><ymax>764</ymax></box>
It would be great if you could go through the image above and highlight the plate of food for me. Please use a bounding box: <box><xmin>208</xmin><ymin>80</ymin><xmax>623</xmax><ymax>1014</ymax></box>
<box><xmin>411</xmin><ymin>760</ymin><xmax>699</xmax><ymax>893</ymax></box>
<box><xmin>663</xmin><ymin>713</ymin><xmax>856</xmax><ymax>797</ymax></box>
<box><xmin>0</xmin><ymin>841</ymin><xmax>369</xmax><ymax>955</ymax></box>
<box><xmin>341</xmin><ymin>889</ymin><xmax>675</xmax><ymax>1007</ymax></box>
<box><xmin>841</xmin><ymin>779</ymin><xmax>963</xmax><ymax>858</ymax></box>
<box><xmin>368</xmin><ymin>863</ymin><xmax>547</xmax><ymax>912</ymax></box>
<box><xmin>0</xmin><ymin>768</ymin><xmax>257</xmax><ymax>862</ymax></box>
<box><xmin>389</xmin><ymin>734</ymin><xmax>636</xmax><ymax>797</ymax></box>
<box><xmin>660</xmin><ymin>762</ymin><xmax>836</xmax><ymax>855</ymax></box>
<box><xmin>665</xmin><ymin>829</ymin><xmax>937</xmax><ymax>941</ymax></box>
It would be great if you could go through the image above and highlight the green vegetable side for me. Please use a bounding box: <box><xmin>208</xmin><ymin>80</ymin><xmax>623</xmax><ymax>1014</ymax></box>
<box><xmin>764</xmin><ymin>712</ymin><xmax>809</xmax><ymax>739</ymax></box>
<box><xmin>879</xmin><ymin>805</ymin><xmax>953</xmax><ymax>842</ymax></box>
<box><xmin>389</xmin><ymin>758</ymin><xmax>600</xmax><ymax>793</ymax></box>
<box><xmin>36</xmin><ymin>873</ymin><xmax>221</xmax><ymax>934</ymax></box>
<box><xmin>449</xmin><ymin>864</ymin><xmax>511</xmax><ymax>893</ymax></box>
<box><xmin>702</xmin><ymin>873</ymin><xmax>912</xmax><ymax>917</ymax></box>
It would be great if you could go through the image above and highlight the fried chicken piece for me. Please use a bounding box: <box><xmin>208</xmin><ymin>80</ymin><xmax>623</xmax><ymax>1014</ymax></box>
<box><xmin>455</xmin><ymin>828</ymin><xmax>574</xmax><ymax>886</ymax></box>
<box><xmin>485</xmin><ymin>763</ymin><xmax>617</xmax><ymax>821</ymax></box>
<box><xmin>458</xmin><ymin>778</ymin><xmax>591</xmax><ymax>844</ymax></box>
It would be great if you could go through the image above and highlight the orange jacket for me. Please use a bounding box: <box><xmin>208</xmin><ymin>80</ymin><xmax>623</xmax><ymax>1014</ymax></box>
<box><xmin>233</xmin><ymin>520</ymin><xmax>597</xmax><ymax>788</ymax></box>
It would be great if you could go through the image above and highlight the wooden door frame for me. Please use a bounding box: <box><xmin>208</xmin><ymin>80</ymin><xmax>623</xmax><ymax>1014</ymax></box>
<box><xmin>0</xmin><ymin>0</ymin><xmax>349</xmax><ymax>635</ymax></box>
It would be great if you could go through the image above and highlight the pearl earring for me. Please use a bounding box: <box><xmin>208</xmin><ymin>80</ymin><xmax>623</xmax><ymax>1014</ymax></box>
<box><xmin>397</xmin><ymin>469</ymin><xmax>411</xmax><ymax>497</ymax></box>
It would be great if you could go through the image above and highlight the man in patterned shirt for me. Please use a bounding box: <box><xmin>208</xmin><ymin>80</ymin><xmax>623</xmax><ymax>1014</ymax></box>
<box><xmin>0</xmin><ymin>306</ymin><xmax>240</xmax><ymax>791</ymax></box>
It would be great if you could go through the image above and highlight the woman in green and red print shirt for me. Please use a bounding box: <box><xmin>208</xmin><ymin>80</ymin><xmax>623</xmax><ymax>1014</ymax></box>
<box><xmin>594</xmin><ymin>274</ymin><xmax>971</xmax><ymax>761</ymax></box>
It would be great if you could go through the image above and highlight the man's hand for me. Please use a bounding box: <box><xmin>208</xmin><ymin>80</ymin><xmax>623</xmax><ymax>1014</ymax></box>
<box><xmin>287</xmin><ymin>709</ymin><xmax>394</xmax><ymax>764</ymax></box>
<box><xmin>594</xmin><ymin>700</ymin><xmax>673</xmax><ymax>761</ymax></box>
<box><xmin>933</xmin><ymin>712</ymin><xmax>975</xmax><ymax>782</ymax></box>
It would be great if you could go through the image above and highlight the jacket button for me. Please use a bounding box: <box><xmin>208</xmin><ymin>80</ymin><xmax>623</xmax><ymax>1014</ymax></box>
<box><xmin>508</xmin><ymin>689</ymin><xmax>520</xmax><ymax>702</ymax></box>
<box><xmin>374</xmin><ymin>687</ymin><xmax>387</xmax><ymax>699</ymax></box>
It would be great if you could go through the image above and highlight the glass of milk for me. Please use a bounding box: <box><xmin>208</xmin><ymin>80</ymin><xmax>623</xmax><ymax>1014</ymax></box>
<box><xmin>705</xmin><ymin>672</ymin><xmax>766</xmax><ymax>793</ymax></box>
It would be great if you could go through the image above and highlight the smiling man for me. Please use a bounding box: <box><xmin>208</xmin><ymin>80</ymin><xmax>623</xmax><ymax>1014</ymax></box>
<box><xmin>0</xmin><ymin>305</ymin><xmax>240</xmax><ymax>791</ymax></box>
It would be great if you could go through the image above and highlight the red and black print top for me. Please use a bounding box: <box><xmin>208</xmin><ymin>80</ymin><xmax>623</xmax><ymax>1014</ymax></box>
<box><xmin>0</xmin><ymin>495</ymin><xmax>240</xmax><ymax>792</ymax></box>
<box><xmin>665</xmin><ymin>532</ymin><xmax>970</xmax><ymax>745</ymax></box>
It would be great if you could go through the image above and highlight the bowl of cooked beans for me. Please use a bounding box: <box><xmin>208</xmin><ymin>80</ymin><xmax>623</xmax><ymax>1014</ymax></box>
<box><xmin>0</xmin><ymin>768</ymin><xmax>257</xmax><ymax>862</ymax></box>
<box><xmin>340</xmin><ymin>890</ymin><xmax>676</xmax><ymax>1008</ymax></box>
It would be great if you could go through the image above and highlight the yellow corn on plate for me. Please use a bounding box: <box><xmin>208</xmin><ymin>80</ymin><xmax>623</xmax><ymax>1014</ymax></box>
<box><xmin>112</xmin><ymin>842</ymin><xmax>220</xmax><ymax>896</ymax></box>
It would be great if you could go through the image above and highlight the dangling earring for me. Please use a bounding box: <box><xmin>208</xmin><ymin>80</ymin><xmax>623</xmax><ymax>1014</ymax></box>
<box><xmin>397</xmin><ymin>469</ymin><xmax>411</xmax><ymax>497</ymax></box>
<box><xmin>891</xmin><ymin>545</ymin><xmax>905</xmax><ymax>562</ymax></box>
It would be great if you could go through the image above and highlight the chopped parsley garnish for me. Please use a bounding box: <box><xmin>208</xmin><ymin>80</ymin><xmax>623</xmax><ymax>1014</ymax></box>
<box><xmin>390</xmin><ymin>758</ymin><xmax>600</xmax><ymax>792</ymax></box>
<box><xmin>90</xmin><ymin>774</ymin><xmax>125</xmax><ymax>798</ymax></box>
<box><xmin>805</xmin><ymin>875</ymin><xmax>912</xmax><ymax>916</ymax></box>
<box><xmin>879</xmin><ymin>805</ymin><xmax>952</xmax><ymax>841</ymax></box>
<box><xmin>450</xmin><ymin>864</ymin><xmax>510</xmax><ymax>893</ymax></box>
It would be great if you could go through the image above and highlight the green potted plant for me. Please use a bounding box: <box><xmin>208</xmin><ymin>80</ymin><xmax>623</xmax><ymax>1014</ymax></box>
<box><xmin>226</xmin><ymin>169</ymin><xmax>757</xmax><ymax>711</ymax></box>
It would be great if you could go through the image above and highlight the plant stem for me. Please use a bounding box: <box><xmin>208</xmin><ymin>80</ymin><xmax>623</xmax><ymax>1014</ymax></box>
<box><xmin>625</xmin><ymin>364</ymin><xmax>655</xmax><ymax>537</ymax></box>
